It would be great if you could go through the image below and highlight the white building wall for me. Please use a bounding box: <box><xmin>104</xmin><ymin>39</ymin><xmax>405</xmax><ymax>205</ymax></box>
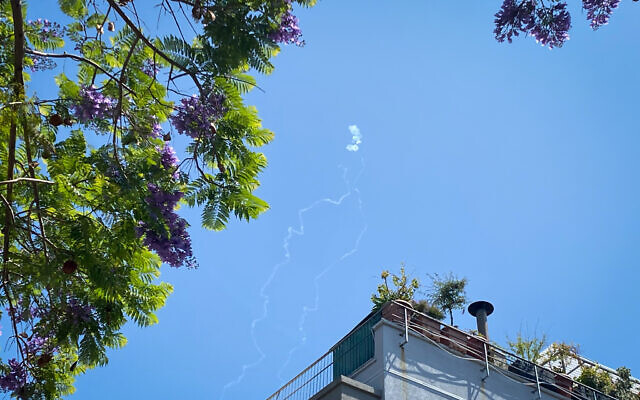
<box><xmin>351</xmin><ymin>320</ymin><xmax>573</xmax><ymax>400</ymax></box>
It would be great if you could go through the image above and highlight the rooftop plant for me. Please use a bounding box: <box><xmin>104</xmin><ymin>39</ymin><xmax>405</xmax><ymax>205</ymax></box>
<box><xmin>371</xmin><ymin>265</ymin><xmax>419</xmax><ymax>311</ymax></box>
<box><xmin>427</xmin><ymin>273</ymin><xmax>468</xmax><ymax>326</ymax></box>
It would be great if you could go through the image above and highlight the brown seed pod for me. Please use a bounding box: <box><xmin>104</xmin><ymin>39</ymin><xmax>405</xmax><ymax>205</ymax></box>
<box><xmin>192</xmin><ymin>6</ymin><xmax>204</xmax><ymax>20</ymax></box>
<box><xmin>37</xmin><ymin>353</ymin><xmax>53</xmax><ymax>367</ymax></box>
<box><xmin>62</xmin><ymin>260</ymin><xmax>78</xmax><ymax>274</ymax></box>
<box><xmin>19</xmin><ymin>332</ymin><xmax>28</xmax><ymax>338</ymax></box>
<box><xmin>206</xmin><ymin>10</ymin><xmax>216</xmax><ymax>22</ymax></box>
<box><xmin>70</xmin><ymin>360</ymin><xmax>78</xmax><ymax>372</ymax></box>
<box><xmin>49</xmin><ymin>114</ymin><xmax>63</xmax><ymax>127</ymax></box>
<box><xmin>63</xmin><ymin>117</ymin><xmax>73</xmax><ymax>126</ymax></box>
<box><xmin>42</xmin><ymin>149</ymin><xmax>51</xmax><ymax>159</ymax></box>
<box><xmin>108</xmin><ymin>21</ymin><xmax>115</xmax><ymax>31</ymax></box>
<box><xmin>163</xmin><ymin>133</ymin><xmax>171</xmax><ymax>142</ymax></box>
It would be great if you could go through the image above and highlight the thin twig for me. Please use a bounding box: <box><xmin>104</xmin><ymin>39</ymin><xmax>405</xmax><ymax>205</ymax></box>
<box><xmin>0</xmin><ymin>177</ymin><xmax>54</xmax><ymax>186</ymax></box>
<box><xmin>162</xmin><ymin>0</ymin><xmax>187</xmax><ymax>43</ymax></box>
<box><xmin>111</xmin><ymin>36</ymin><xmax>140</xmax><ymax>165</ymax></box>
<box><xmin>21</xmin><ymin>112</ymin><xmax>49</xmax><ymax>259</ymax></box>
<box><xmin>25</xmin><ymin>49</ymin><xmax>134</xmax><ymax>94</ymax></box>
<box><xmin>107</xmin><ymin>0</ymin><xmax>203</xmax><ymax>92</ymax></box>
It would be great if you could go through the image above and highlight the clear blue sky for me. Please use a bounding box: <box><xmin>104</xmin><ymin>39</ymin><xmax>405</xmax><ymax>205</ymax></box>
<box><xmin>27</xmin><ymin>1</ymin><xmax>640</xmax><ymax>398</ymax></box>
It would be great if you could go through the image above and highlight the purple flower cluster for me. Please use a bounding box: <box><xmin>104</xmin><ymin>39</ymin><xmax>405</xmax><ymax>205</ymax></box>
<box><xmin>151</xmin><ymin>122</ymin><xmax>163</xmax><ymax>139</ymax></box>
<box><xmin>71</xmin><ymin>85</ymin><xmax>115</xmax><ymax>123</ymax></box>
<box><xmin>170</xmin><ymin>94</ymin><xmax>226</xmax><ymax>138</ymax></box>
<box><xmin>159</xmin><ymin>143</ymin><xmax>180</xmax><ymax>179</ymax></box>
<box><xmin>141</xmin><ymin>59</ymin><xmax>160</xmax><ymax>78</ymax></box>
<box><xmin>27</xmin><ymin>18</ymin><xmax>63</xmax><ymax>42</ymax></box>
<box><xmin>530</xmin><ymin>2</ymin><xmax>571</xmax><ymax>48</ymax></box>
<box><xmin>494</xmin><ymin>0</ymin><xmax>536</xmax><ymax>43</ymax></box>
<box><xmin>494</xmin><ymin>0</ymin><xmax>571</xmax><ymax>48</ymax></box>
<box><xmin>136</xmin><ymin>184</ymin><xmax>195</xmax><ymax>268</ymax></box>
<box><xmin>0</xmin><ymin>359</ymin><xmax>27</xmax><ymax>393</ymax></box>
<box><xmin>583</xmin><ymin>0</ymin><xmax>620</xmax><ymax>30</ymax></box>
<box><xmin>26</xmin><ymin>335</ymin><xmax>47</xmax><ymax>355</ymax></box>
<box><xmin>9</xmin><ymin>300</ymin><xmax>44</xmax><ymax>324</ymax></box>
<box><xmin>67</xmin><ymin>299</ymin><xmax>94</xmax><ymax>325</ymax></box>
<box><xmin>29</xmin><ymin>55</ymin><xmax>56</xmax><ymax>72</ymax></box>
<box><xmin>269</xmin><ymin>10</ymin><xmax>304</xmax><ymax>46</ymax></box>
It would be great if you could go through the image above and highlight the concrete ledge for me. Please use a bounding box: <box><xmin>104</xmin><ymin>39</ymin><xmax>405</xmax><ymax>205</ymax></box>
<box><xmin>310</xmin><ymin>375</ymin><xmax>380</xmax><ymax>400</ymax></box>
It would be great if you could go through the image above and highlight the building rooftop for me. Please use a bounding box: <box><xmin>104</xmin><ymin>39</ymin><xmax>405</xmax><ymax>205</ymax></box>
<box><xmin>266</xmin><ymin>301</ymin><xmax>634</xmax><ymax>400</ymax></box>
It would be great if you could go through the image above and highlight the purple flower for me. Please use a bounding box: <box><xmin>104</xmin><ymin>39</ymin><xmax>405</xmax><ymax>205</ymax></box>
<box><xmin>151</xmin><ymin>122</ymin><xmax>163</xmax><ymax>138</ymax></box>
<box><xmin>26</xmin><ymin>336</ymin><xmax>47</xmax><ymax>355</ymax></box>
<box><xmin>8</xmin><ymin>299</ymin><xmax>45</xmax><ymax>323</ymax></box>
<box><xmin>27</xmin><ymin>18</ymin><xmax>64</xmax><ymax>42</ymax></box>
<box><xmin>71</xmin><ymin>85</ymin><xmax>115</xmax><ymax>123</ymax></box>
<box><xmin>67</xmin><ymin>298</ymin><xmax>94</xmax><ymax>325</ymax></box>
<box><xmin>142</xmin><ymin>59</ymin><xmax>160</xmax><ymax>77</ymax></box>
<box><xmin>29</xmin><ymin>55</ymin><xmax>56</xmax><ymax>72</ymax></box>
<box><xmin>0</xmin><ymin>359</ymin><xmax>27</xmax><ymax>393</ymax></box>
<box><xmin>170</xmin><ymin>94</ymin><xmax>226</xmax><ymax>138</ymax></box>
<box><xmin>159</xmin><ymin>144</ymin><xmax>180</xmax><ymax>179</ymax></box>
<box><xmin>583</xmin><ymin>0</ymin><xmax>620</xmax><ymax>30</ymax></box>
<box><xmin>530</xmin><ymin>1</ymin><xmax>571</xmax><ymax>48</ymax></box>
<box><xmin>269</xmin><ymin>10</ymin><xmax>304</xmax><ymax>46</ymax></box>
<box><xmin>494</xmin><ymin>0</ymin><xmax>570</xmax><ymax>48</ymax></box>
<box><xmin>136</xmin><ymin>184</ymin><xmax>196</xmax><ymax>268</ymax></box>
<box><xmin>494</xmin><ymin>0</ymin><xmax>536</xmax><ymax>43</ymax></box>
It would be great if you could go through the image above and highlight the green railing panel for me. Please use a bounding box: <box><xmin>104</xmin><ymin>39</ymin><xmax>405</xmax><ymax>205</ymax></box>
<box><xmin>332</xmin><ymin>310</ymin><xmax>381</xmax><ymax>380</ymax></box>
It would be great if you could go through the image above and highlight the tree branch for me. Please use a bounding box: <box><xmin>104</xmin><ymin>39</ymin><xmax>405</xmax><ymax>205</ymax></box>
<box><xmin>4</xmin><ymin>0</ymin><xmax>26</xmax><ymax>361</ymax></box>
<box><xmin>107</xmin><ymin>0</ymin><xmax>203</xmax><ymax>92</ymax></box>
<box><xmin>0</xmin><ymin>177</ymin><xmax>54</xmax><ymax>186</ymax></box>
<box><xmin>24</xmin><ymin>49</ymin><xmax>134</xmax><ymax>94</ymax></box>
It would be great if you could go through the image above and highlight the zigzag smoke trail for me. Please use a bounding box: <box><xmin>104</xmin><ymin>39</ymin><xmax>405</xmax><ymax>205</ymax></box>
<box><xmin>276</xmin><ymin>169</ymin><xmax>366</xmax><ymax>383</ymax></box>
<box><xmin>220</xmin><ymin>156</ymin><xmax>367</xmax><ymax>400</ymax></box>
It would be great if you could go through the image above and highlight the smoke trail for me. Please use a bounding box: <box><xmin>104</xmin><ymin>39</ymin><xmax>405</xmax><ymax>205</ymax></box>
<box><xmin>276</xmin><ymin>172</ymin><xmax>367</xmax><ymax>382</ymax></box>
<box><xmin>220</xmin><ymin>124</ymin><xmax>366</xmax><ymax>399</ymax></box>
<box><xmin>219</xmin><ymin>158</ymin><xmax>366</xmax><ymax>399</ymax></box>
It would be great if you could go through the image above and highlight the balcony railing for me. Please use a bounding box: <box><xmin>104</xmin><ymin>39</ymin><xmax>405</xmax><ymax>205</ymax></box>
<box><xmin>265</xmin><ymin>310</ymin><xmax>381</xmax><ymax>400</ymax></box>
<box><xmin>266</xmin><ymin>301</ymin><xmax>620</xmax><ymax>400</ymax></box>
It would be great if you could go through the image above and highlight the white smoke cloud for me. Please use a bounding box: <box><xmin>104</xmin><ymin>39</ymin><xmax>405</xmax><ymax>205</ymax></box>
<box><xmin>346</xmin><ymin>125</ymin><xmax>362</xmax><ymax>152</ymax></box>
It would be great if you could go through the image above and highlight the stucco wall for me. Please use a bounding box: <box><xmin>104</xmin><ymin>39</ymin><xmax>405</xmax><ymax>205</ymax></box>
<box><xmin>312</xmin><ymin>375</ymin><xmax>380</xmax><ymax>400</ymax></box>
<box><xmin>343</xmin><ymin>318</ymin><xmax>574</xmax><ymax>400</ymax></box>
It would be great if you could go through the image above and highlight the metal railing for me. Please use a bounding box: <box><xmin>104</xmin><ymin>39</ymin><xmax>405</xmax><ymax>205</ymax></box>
<box><xmin>266</xmin><ymin>301</ymin><xmax>622</xmax><ymax>400</ymax></box>
<box><xmin>387</xmin><ymin>301</ymin><xmax>619</xmax><ymax>400</ymax></box>
<box><xmin>265</xmin><ymin>310</ymin><xmax>381</xmax><ymax>400</ymax></box>
<box><xmin>265</xmin><ymin>350</ymin><xmax>334</xmax><ymax>400</ymax></box>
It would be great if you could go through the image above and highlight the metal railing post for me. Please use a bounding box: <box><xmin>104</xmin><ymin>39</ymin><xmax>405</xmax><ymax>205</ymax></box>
<box><xmin>533</xmin><ymin>365</ymin><xmax>542</xmax><ymax>399</ymax></box>
<box><xmin>482</xmin><ymin>342</ymin><xmax>490</xmax><ymax>381</ymax></box>
<box><xmin>400</xmin><ymin>308</ymin><xmax>409</xmax><ymax>347</ymax></box>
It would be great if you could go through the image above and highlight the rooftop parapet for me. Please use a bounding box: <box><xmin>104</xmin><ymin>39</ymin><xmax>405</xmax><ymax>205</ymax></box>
<box><xmin>266</xmin><ymin>301</ymin><xmax>622</xmax><ymax>400</ymax></box>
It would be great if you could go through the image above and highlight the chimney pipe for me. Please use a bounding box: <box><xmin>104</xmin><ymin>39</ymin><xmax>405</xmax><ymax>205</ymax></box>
<box><xmin>468</xmin><ymin>301</ymin><xmax>494</xmax><ymax>340</ymax></box>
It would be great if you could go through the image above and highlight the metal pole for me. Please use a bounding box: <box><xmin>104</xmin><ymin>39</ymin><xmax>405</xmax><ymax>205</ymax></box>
<box><xmin>482</xmin><ymin>342</ymin><xmax>490</xmax><ymax>381</ymax></box>
<box><xmin>400</xmin><ymin>308</ymin><xmax>409</xmax><ymax>347</ymax></box>
<box><xmin>534</xmin><ymin>365</ymin><xmax>542</xmax><ymax>399</ymax></box>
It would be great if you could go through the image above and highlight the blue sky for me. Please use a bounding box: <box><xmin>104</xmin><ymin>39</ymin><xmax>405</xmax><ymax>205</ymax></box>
<box><xmin>25</xmin><ymin>1</ymin><xmax>640</xmax><ymax>398</ymax></box>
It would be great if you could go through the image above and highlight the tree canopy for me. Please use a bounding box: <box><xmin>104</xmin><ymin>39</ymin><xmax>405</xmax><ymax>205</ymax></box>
<box><xmin>0</xmin><ymin>0</ymin><xmax>314</xmax><ymax>397</ymax></box>
<box><xmin>493</xmin><ymin>0</ymin><xmax>634</xmax><ymax>49</ymax></box>
<box><xmin>427</xmin><ymin>273</ymin><xmax>467</xmax><ymax>326</ymax></box>
<box><xmin>507</xmin><ymin>330</ymin><xmax>548</xmax><ymax>363</ymax></box>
